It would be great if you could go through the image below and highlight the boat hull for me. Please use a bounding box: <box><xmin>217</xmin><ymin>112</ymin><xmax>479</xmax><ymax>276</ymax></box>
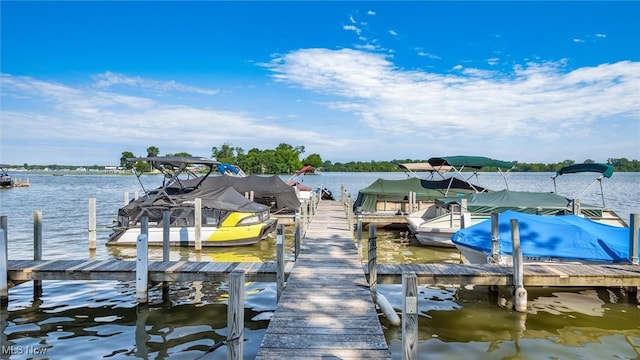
<box><xmin>108</xmin><ymin>219</ymin><xmax>277</xmax><ymax>247</ymax></box>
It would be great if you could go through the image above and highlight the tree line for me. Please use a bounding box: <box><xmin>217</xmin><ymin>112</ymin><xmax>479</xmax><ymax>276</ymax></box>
<box><xmin>10</xmin><ymin>143</ymin><xmax>639</xmax><ymax>173</ymax></box>
<box><xmin>117</xmin><ymin>143</ymin><xmax>640</xmax><ymax>173</ymax></box>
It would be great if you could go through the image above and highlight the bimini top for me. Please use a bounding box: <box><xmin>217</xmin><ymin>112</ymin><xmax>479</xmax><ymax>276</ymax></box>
<box><xmin>556</xmin><ymin>163</ymin><xmax>614</xmax><ymax>178</ymax></box>
<box><xmin>428</xmin><ymin>156</ymin><xmax>515</xmax><ymax>170</ymax></box>
<box><xmin>128</xmin><ymin>156</ymin><xmax>220</xmax><ymax>169</ymax></box>
<box><xmin>452</xmin><ymin>210</ymin><xmax>630</xmax><ymax>263</ymax></box>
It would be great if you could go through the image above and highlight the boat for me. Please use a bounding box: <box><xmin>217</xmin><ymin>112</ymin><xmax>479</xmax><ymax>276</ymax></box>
<box><xmin>0</xmin><ymin>166</ymin><xmax>13</xmax><ymax>188</ymax></box>
<box><xmin>451</xmin><ymin>210</ymin><xmax>632</xmax><ymax>265</ymax></box>
<box><xmin>108</xmin><ymin>156</ymin><xmax>277</xmax><ymax>247</ymax></box>
<box><xmin>217</xmin><ymin>163</ymin><xmax>246</xmax><ymax>177</ymax></box>
<box><xmin>404</xmin><ymin>156</ymin><xmax>515</xmax><ymax>246</ymax></box>
<box><xmin>284</xmin><ymin>165</ymin><xmax>335</xmax><ymax>201</ymax></box>
<box><xmin>406</xmin><ymin>190</ymin><xmax>608</xmax><ymax>247</ymax></box>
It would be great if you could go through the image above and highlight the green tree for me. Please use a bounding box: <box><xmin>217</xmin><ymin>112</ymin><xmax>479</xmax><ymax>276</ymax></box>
<box><xmin>120</xmin><ymin>151</ymin><xmax>135</xmax><ymax>169</ymax></box>
<box><xmin>303</xmin><ymin>153</ymin><xmax>323</xmax><ymax>168</ymax></box>
<box><xmin>212</xmin><ymin>143</ymin><xmax>240</xmax><ymax>164</ymax></box>
<box><xmin>147</xmin><ymin>146</ymin><xmax>160</xmax><ymax>158</ymax></box>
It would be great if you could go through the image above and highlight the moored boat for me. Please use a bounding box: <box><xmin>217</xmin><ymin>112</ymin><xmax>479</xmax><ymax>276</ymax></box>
<box><xmin>0</xmin><ymin>166</ymin><xmax>13</xmax><ymax>188</ymax></box>
<box><xmin>108</xmin><ymin>156</ymin><xmax>277</xmax><ymax>247</ymax></box>
<box><xmin>451</xmin><ymin>210</ymin><xmax>632</xmax><ymax>265</ymax></box>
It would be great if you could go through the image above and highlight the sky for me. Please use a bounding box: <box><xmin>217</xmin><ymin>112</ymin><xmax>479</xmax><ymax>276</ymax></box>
<box><xmin>1</xmin><ymin>1</ymin><xmax>639</xmax><ymax>166</ymax></box>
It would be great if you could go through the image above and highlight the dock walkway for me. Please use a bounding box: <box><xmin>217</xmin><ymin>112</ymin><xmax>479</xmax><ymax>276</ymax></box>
<box><xmin>255</xmin><ymin>200</ymin><xmax>391</xmax><ymax>359</ymax></box>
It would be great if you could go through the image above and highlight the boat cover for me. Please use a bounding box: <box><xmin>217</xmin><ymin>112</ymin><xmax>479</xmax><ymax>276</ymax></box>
<box><xmin>186</xmin><ymin>174</ymin><xmax>301</xmax><ymax>213</ymax></box>
<box><xmin>119</xmin><ymin>185</ymin><xmax>269</xmax><ymax>225</ymax></box>
<box><xmin>353</xmin><ymin>178</ymin><xmax>487</xmax><ymax>213</ymax></box>
<box><xmin>428</xmin><ymin>156</ymin><xmax>515</xmax><ymax>169</ymax></box>
<box><xmin>451</xmin><ymin>210</ymin><xmax>630</xmax><ymax>263</ymax></box>
<box><xmin>437</xmin><ymin>190</ymin><xmax>603</xmax><ymax>216</ymax></box>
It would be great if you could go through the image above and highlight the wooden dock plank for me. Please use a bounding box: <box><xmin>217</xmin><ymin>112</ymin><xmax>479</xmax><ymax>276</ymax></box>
<box><xmin>256</xmin><ymin>200</ymin><xmax>392</xmax><ymax>360</ymax></box>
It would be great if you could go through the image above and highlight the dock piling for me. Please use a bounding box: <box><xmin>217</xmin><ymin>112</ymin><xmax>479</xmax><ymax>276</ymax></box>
<box><xmin>402</xmin><ymin>272</ymin><xmax>418</xmax><ymax>360</ymax></box>
<box><xmin>228</xmin><ymin>270</ymin><xmax>245</xmax><ymax>360</ymax></box>
<box><xmin>629</xmin><ymin>214</ymin><xmax>639</xmax><ymax>265</ymax></box>
<box><xmin>511</xmin><ymin>219</ymin><xmax>527</xmax><ymax>312</ymax></box>
<box><xmin>136</xmin><ymin>233</ymin><xmax>149</xmax><ymax>304</ymax></box>
<box><xmin>490</xmin><ymin>213</ymin><xmax>500</xmax><ymax>264</ymax></box>
<box><xmin>368</xmin><ymin>224</ymin><xmax>378</xmax><ymax>302</ymax></box>
<box><xmin>33</xmin><ymin>210</ymin><xmax>42</xmax><ymax>297</ymax></box>
<box><xmin>195</xmin><ymin>198</ymin><xmax>202</xmax><ymax>251</ymax></box>
<box><xmin>294</xmin><ymin>212</ymin><xmax>300</xmax><ymax>261</ymax></box>
<box><xmin>276</xmin><ymin>224</ymin><xmax>285</xmax><ymax>302</ymax></box>
<box><xmin>88</xmin><ymin>198</ymin><xmax>97</xmax><ymax>250</ymax></box>
<box><xmin>1</xmin><ymin>228</ymin><xmax>7</xmax><ymax>307</ymax></box>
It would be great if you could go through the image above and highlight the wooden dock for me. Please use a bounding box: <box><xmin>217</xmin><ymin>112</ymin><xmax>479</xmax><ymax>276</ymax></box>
<box><xmin>255</xmin><ymin>200</ymin><xmax>392</xmax><ymax>359</ymax></box>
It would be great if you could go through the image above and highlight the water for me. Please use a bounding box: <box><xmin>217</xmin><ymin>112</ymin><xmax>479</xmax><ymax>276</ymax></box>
<box><xmin>1</xmin><ymin>171</ymin><xmax>639</xmax><ymax>359</ymax></box>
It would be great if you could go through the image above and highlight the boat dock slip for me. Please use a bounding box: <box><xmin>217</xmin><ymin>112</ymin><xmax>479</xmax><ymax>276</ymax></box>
<box><xmin>255</xmin><ymin>201</ymin><xmax>392</xmax><ymax>359</ymax></box>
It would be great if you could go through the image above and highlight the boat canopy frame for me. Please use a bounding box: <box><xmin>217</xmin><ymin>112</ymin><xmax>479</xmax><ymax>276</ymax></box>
<box><xmin>427</xmin><ymin>155</ymin><xmax>516</xmax><ymax>194</ymax></box>
<box><xmin>552</xmin><ymin>163</ymin><xmax>614</xmax><ymax>209</ymax></box>
<box><xmin>127</xmin><ymin>156</ymin><xmax>221</xmax><ymax>202</ymax></box>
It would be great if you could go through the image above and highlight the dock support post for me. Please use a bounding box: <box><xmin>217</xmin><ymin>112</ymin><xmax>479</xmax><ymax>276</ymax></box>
<box><xmin>1</xmin><ymin>228</ymin><xmax>7</xmax><ymax>307</ymax></box>
<box><xmin>33</xmin><ymin>210</ymin><xmax>42</xmax><ymax>298</ymax></box>
<box><xmin>162</xmin><ymin>211</ymin><xmax>170</xmax><ymax>297</ymax></box>
<box><xmin>194</xmin><ymin>198</ymin><xmax>202</xmax><ymax>251</ymax></box>
<box><xmin>368</xmin><ymin>224</ymin><xmax>378</xmax><ymax>302</ymax></box>
<box><xmin>276</xmin><ymin>224</ymin><xmax>285</xmax><ymax>302</ymax></box>
<box><xmin>402</xmin><ymin>272</ymin><xmax>418</xmax><ymax>360</ymax></box>
<box><xmin>347</xmin><ymin>195</ymin><xmax>353</xmax><ymax>228</ymax></box>
<box><xmin>136</xmin><ymin>233</ymin><xmax>149</xmax><ymax>304</ymax></box>
<box><xmin>228</xmin><ymin>270</ymin><xmax>245</xmax><ymax>360</ymax></box>
<box><xmin>357</xmin><ymin>214</ymin><xmax>363</xmax><ymax>255</ymax></box>
<box><xmin>511</xmin><ymin>219</ymin><xmax>527</xmax><ymax>312</ymax></box>
<box><xmin>294</xmin><ymin>212</ymin><xmax>300</xmax><ymax>261</ymax></box>
<box><xmin>629</xmin><ymin>213</ymin><xmax>638</xmax><ymax>265</ymax></box>
<box><xmin>572</xmin><ymin>198</ymin><xmax>581</xmax><ymax>216</ymax></box>
<box><xmin>88</xmin><ymin>198</ymin><xmax>97</xmax><ymax>250</ymax></box>
<box><xmin>490</xmin><ymin>213</ymin><xmax>500</xmax><ymax>264</ymax></box>
<box><xmin>124</xmin><ymin>191</ymin><xmax>129</xmax><ymax>206</ymax></box>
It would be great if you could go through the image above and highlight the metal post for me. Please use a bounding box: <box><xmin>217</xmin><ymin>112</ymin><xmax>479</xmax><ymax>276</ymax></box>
<box><xmin>357</xmin><ymin>214</ymin><xmax>363</xmax><ymax>251</ymax></box>
<box><xmin>227</xmin><ymin>270</ymin><xmax>245</xmax><ymax>360</ymax></box>
<box><xmin>402</xmin><ymin>272</ymin><xmax>418</xmax><ymax>360</ymax></box>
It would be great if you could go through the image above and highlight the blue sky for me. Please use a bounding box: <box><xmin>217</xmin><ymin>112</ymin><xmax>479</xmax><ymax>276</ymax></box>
<box><xmin>1</xmin><ymin>1</ymin><xmax>639</xmax><ymax>166</ymax></box>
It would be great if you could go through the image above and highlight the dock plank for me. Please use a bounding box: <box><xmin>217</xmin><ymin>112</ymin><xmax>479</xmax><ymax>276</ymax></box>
<box><xmin>256</xmin><ymin>200</ymin><xmax>392</xmax><ymax>359</ymax></box>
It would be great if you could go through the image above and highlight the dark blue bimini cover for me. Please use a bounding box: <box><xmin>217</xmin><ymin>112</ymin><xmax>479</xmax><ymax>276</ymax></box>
<box><xmin>451</xmin><ymin>210</ymin><xmax>630</xmax><ymax>263</ymax></box>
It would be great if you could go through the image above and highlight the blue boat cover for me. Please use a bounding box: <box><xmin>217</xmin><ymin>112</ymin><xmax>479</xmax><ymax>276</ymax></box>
<box><xmin>451</xmin><ymin>210</ymin><xmax>630</xmax><ymax>263</ymax></box>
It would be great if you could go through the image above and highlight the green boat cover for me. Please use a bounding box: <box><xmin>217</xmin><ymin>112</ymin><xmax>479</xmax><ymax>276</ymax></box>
<box><xmin>353</xmin><ymin>177</ymin><xmax>486</xmax><ymax>213</ymax></box>
<box><xmin>556</xmin><ymin>163</ymin><xmax>614</xmax><ymax>178</ymax></box>
<box><xmin>428</xmin><ymin>155</ymin><xmax>515</xmax><ymax>169</ymax></box>
<box><xmin>437</xmin><ymin>189</ymin><xmax>603</xmax><ymax>217</ymax></box>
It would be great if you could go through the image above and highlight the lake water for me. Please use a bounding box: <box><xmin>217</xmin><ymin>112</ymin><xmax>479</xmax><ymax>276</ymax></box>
<box><xmin>1</xmin><ymin>171</ymin><xmax>639</xmax><ymax>359</ymax></box>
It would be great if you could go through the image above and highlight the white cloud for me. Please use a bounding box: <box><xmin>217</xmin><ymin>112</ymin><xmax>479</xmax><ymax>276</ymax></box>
<box><xmin>92</xmin><ymin>71</ymin><xmax>219</xmax><ymax>95</ymax></box>
<box><xmin>573</xmin><ymin>38</ymin><xmax>585</xmax><ymax>43</ymax></box>
<box><xmin>595</xmin><ymin>33</ymin><xmax>607</xmax><ymax>38</ymax></box>
<box><xmin>388</xmin><ymin>30</ymin><xmax>398</xmax><ymax>36</ymax></box>
<box><xmin>265</xmin><ymin>48</ymin><xmax>640</xmax><ymax>153</ymax></box>
<box><xmin>343</xmin><ymin>24</ymin><xmax>361</xmax><ymax>35</ymax></box>
<box><xmin>367</xmin><ymin>10</ymin><xmax>376</xmax><ymax>16</ymax></box>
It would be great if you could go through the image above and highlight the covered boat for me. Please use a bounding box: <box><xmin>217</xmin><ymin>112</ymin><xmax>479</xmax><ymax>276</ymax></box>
<box><xmin>108</xmin><ymin>156</ymin><xmax>277</xmax><ymax>247</ymax></box>
<box><xmin>407</xmin><ymin>190</ymin><xmax>580</xmax><ymax>247</ymax></box>
<box><xmin>353</xmin><ymin>177</ymin><xmax>487</xmax><ymax>215</ymax></box>
<box><xmin>452</xmin><ymin>210</ymin><xmax>631</xmax><ymax>265</ymax></box>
